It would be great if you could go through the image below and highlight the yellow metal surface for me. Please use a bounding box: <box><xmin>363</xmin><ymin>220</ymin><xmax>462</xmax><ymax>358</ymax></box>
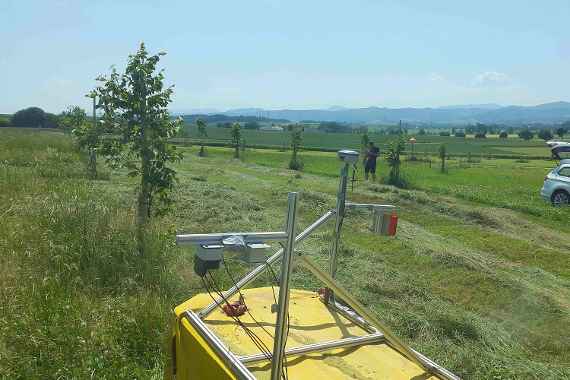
<box><xmin>172</xmin><ymin>287</ymin><xmax>440</xmax><ymax>380</ymax></box>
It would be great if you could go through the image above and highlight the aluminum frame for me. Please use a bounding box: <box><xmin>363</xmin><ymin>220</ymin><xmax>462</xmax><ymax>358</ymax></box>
<box><xmin>239</xmin><ymin>332</ymin><xmax>385</xmax><ymax>365</ymax></box>
<box><xmin>270</xmin><ymin>192</ymin><xmax>298</xmax><ymax>380</ymax></box>
<box><xmin>182</xmin><ymin>310</ymin><xmax>257</xmax><ymax>380</ymax></box>
<box><xmin>177</xmin><ymin>231</ymin><xmax>288</xmax><ymax>245</ymax></box>
<box><xmin>329</xmin><ymin>161</ymin><xmax>349</xmax><ymax>280</ymax></box>
<box><xmin>197</xmin><ymin>209</ymin><xmax>336</xmax><ymax>319</ymax></box>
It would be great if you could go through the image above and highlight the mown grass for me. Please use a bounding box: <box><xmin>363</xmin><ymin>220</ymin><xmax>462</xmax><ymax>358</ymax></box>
<box><xmin>226</xmin><ymin>147</ymin><xmax>569</xmax><ymax>225</ymax></box>
<box><xmin>180</xmin><ymin>125</ymin><xmax>551</xmax><ymax>156</ymax></box>
<box><xmin>1</xmin><ymin>129</ymin><xmax>569</xmax><ymax>379</ymax></box>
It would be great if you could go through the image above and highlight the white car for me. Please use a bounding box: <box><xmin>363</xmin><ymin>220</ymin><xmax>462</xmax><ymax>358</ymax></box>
<box><xmin>541</xmin><ymin>159</ymin><xmax>570</xmax><ymax>205</ymax></box>
<box><xmin>546</xmin><ymin>140</ymin><xmax>570</xmax><ymax>148</ymax></box>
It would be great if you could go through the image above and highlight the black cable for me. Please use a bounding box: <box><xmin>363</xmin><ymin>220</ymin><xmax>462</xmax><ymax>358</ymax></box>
<box><xmin>202</xmin><ymin>275</ymin><xmax>273</xmax><ymax>361</ymax></box>
<box><xmin>206</xmin><ymin>273</ymin><xmax>275</xmax><ymax>362</ymax></box>
<box><xmin>266</xmin><ymin>263</ymin><xmax>279</xmax><ymax>306</ymax></box>
<box><xmin>265</xmin><ymin>262</ymin><xmax>289</xmax><ymax>380</ymax></box>
<box><xmin>222</xmin><ymin>256</ymin><xmax>274</xmax><ymax>339</ymax></box>
<box><xmin>203</xmin><ymin>268</ymin><xmax>288</xmax><ymax>379</ymax></box>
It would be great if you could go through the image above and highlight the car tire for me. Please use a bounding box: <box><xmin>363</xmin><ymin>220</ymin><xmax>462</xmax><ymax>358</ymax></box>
<box><xmin>551</xmin><ymin>190</ymin><xmax>570</xmax><ymax>206</ymax></box>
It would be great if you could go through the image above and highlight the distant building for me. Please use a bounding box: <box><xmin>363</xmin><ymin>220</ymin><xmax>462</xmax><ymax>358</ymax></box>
<box><xmin>260</xmin><ymin>126</ymin><xmax>284</xmax><ymax>132</ymax></box>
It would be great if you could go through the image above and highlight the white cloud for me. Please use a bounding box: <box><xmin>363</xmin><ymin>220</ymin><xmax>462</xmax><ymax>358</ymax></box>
<box><xmin>428</xmin><ymin>73</ymin><xmax>445</xmax><ymax>82</ymax></box>
<box><xmin>472</xmin><ymin>71</ymin><xmax>510</xmax><ymax>86</ymax></box>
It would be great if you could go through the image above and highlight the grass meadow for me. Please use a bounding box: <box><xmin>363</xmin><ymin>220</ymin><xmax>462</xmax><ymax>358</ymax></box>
<box><xmin>1</xmin><ymin>128</ymin><xmax>569</xmax><ymax>379</ymax></box>
<box><xmin>178</xmin><ymin>124</ymin><xmax>553</xmax><ymax>157</ymax></box>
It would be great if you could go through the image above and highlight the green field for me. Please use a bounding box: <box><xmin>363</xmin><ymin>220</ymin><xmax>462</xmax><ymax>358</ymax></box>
<box><xmin>1</xmin><ymin>129</ymin><xmax>569</xmax><ymax>379</ymax></box>
<box><xmin>178</xmin><ymin>125</ymin><xmax>554</xmax><ymax>158</ymax></box>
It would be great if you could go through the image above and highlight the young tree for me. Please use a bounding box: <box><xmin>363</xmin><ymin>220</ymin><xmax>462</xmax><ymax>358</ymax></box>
<box><xmin>474</xmin><ymin>132</ymin><xmax>487</xmax><ymax>139</ymax></box>
<box><xmin>360</xmin><ymin>131</ymin><xmax>370</xmax><ymax>148</ymax></box>
<box><xmin>518</xmin><ymin>128</ymin><xmax>534</xmax><ymax>141</ymax></box>
<box><xmin>60</xmin><ymin>105</ymin><xmax>87</xmax><ymax>134</ymax></box>
<box><xmin>288</xmin><ymin>125</ymin><xmax>304</xmax><ymax>170</ymax></box>
<box><xmin>92</xmin><ymin>43</ymin><xmax>183</xmax><ymax>244</ymax></box>
<box><xmin>231</xmin><ymin>122</ymin><xmax>241</xmax><ymax>158</ymax></box>
<box><xmin>438</xmin><ymin>144</ymin><xmax>447</xmax><ymax>173</ymax></box>
<box><xmin>384</xmin><ymin>137</ymin><xmax>405</xmax><ymax>187</ymax></box>
<box><xmin>243</xmin><ymin>121</ymin><xmax>260</xmax><ymax>130</ymax></box>
<box><xmin>72</xmin><ymin>97</ymin><xmax>101</xmax><ymax>179</ymax></box>
<box><xmin>538</xmin><ymin>129</ymin><xmax>553</xmax><ymax>141</ymax></box>
<box><xmin>196</xmin><ymin>118</ymin><xmax>208</xmax><ymax>157</ymax></box>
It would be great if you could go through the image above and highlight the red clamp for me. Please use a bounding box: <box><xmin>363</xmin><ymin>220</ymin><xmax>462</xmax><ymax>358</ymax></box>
<box><xmin>222</xmin><ymin>296</ymin><xmax>247</xmax><ymax>317</ymax></box>
<box><xmin>317</xmin><ymin>287</ymin><xmax>333</xmax><ymax>304</ymax></box>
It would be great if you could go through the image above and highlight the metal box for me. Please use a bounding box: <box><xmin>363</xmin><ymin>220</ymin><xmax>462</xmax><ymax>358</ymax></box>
<box><xmin>197</xmin><ymin>244</ymin><xmax>224</xmax><ymax>261</ymax></box>
<box><xmin>371</xmin><ymin>208</ymin><xmax>397</xmax><ymax>236</ymax></box>
<box><xmin>194</xmin><ymin>244</ymin><xmax>224</xmax><ymax>276</ymax></box>
<box><xmin>240</xmin><ymin>243</ymin><xmax>271</xmax><ymax>264</ymax></box>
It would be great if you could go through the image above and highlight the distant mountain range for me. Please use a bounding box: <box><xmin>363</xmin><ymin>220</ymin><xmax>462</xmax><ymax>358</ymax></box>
<box><xmin>183</xmin><ymin>102</ymin><xmax>570</xmax><ymax>125</ymax></box>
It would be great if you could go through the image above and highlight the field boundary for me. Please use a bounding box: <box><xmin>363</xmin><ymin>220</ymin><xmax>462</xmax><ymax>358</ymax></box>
<box><xmin>170</xmin><ymin>138</ymin><xmax>553</xmax><ymax>160</ymax></box>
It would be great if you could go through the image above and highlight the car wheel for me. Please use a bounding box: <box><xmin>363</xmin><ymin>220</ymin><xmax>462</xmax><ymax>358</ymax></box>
<box><xmin>552</xmin><ymin>190</ymin><xmax>570</xmax><ymax>206</ymax></box>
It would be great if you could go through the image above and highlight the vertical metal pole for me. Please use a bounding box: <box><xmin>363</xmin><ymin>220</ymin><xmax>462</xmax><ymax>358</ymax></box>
<box><xmin>329</xmin><ymin>162</ymin><xmax>349</xmax><ymax>279</ymax></box>
<box><xmin>270</xmin><ymin>192</ymin><xmax>298</xmax><ymax>380</ymax></box>
<box><xmin>92</xmin><ymin>96</ymin><xmax>96</xmax><ymax>127</ymax></box>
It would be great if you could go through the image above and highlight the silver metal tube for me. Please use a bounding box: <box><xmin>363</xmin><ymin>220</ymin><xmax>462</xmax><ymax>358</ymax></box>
<box><xmin>239</xmin><ymin>332</ymin><xmax>384</xmax><ymax>365</ymax></box>
<box><xmin>270</xmin><ymin>192</ymin><xmax>299</xmax><ymax>380</ymax></box>
<box><xmin>409</xmin><ymin>347</ymin><xmax>461</xmax><ymax>380</ymax></box>
<box><xmin>328</xmin><ymin>300</ymin><xmax>377</xmax><ymax>334</ymax></box>
<box><xmin>176</xmin><ymin>231</ymin><xmax>288</xmax><ymax>245</ymax></box>
<box><xmin>329</xmin><ymin>162</ymin><xmax>349</xmax><ymax>279</ymax></box>
<box><xmin>183</xmin><ymin>310</ymin><xmax>256</xmax><ymax>380</ymax></box>
<box><xmin>198</xmin><ymin>209</ymin><xmax>335</xmax><ymax>319</ymax></box>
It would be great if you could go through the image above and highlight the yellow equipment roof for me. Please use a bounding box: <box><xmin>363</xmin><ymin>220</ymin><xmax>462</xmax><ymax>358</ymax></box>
<box><xmin>172</xmin><ymin>287</ymin><xmax>441</xmax><ymax>380</ymax></box>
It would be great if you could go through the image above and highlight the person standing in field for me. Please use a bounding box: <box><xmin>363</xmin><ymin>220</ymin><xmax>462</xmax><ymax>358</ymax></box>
<box><xmin>364</xmin><ymin>141</ymin><xmax>380</xmax><ymax>181</ymax></box>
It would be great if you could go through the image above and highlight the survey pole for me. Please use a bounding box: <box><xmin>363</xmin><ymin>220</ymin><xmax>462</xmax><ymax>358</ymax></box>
<box><xmin>270</xmin><ymin>192</ymin><xmax>299</xmax><ymax>380</ymax></box>
<box><xmin>329</xmin><ymin>161</ymin><xmax>349</xmax><ymax>279</ymax></box>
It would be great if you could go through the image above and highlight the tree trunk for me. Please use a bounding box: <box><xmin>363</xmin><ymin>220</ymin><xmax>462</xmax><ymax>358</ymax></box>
<box><xmin>88</xmin><ymin>148</ymin><xmax>97</xmax><ymax>179</ymax></box>
<box><xmin>136</xmin><ymin>145</ymin><xmax>152</xmax><ymax>255</ymax></box>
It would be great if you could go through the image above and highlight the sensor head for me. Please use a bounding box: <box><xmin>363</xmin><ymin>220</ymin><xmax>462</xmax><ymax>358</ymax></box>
<box><xmin>337</xmin><ymin>149</ymin><xmax>359</xmax><ymax>165</ymax></box>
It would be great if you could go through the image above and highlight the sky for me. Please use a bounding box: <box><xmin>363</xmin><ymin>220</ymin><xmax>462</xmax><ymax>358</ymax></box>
<box><xmin>1</xmin><ymin>0</ymin><xmax>569</xmax><ymax>113</ymax></box>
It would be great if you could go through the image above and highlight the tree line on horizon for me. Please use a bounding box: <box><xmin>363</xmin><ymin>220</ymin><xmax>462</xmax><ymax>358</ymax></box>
<box><xmin>3</xmin><ymin>105</ymin><xmax>569</xmax><ymax>142</ymax></box>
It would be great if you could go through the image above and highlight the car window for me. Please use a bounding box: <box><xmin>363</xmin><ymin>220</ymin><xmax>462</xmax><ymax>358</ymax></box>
<box><xmin>558</xmin><ymin>167</ymin><xmax>570</xmax><ymax>177</ymax></box>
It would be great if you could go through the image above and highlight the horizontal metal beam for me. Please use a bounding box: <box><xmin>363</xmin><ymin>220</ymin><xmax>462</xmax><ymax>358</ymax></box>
<box><xmin>198</xmin><ymin>210</ymin><xmax>336</xmax><ymax>319</ymax></box>
<box><xmin>183</xmin><ymin>310</ymin><xmax>256</xmax><ymax>380</ymax></box>
<box><xmin>239</xmin><ymin>332</ymin><xmax>385</xmax><ymax>364</ymax></box>
<box><xmin>176</xmin><ymin>231</ymin><xmax>288</xmax><ymax>245</ymax></box>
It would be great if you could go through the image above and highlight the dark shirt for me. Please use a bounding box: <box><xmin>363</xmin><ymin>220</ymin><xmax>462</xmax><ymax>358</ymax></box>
<box><xmin>366</xmin><ymin>147</ymin><xmax>380</xmax><ymax>164</ymax></box>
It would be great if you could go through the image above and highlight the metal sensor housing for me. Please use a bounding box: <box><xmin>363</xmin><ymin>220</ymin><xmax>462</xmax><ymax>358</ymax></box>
<box><xmin>337</xmin><ymin>149</ymin><xmax>359</xmax><ymax>165</ymax></box>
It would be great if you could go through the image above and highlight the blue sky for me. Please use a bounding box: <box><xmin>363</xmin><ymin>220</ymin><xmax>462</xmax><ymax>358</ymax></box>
<box><xmin>1</xmin><ymin>0</ymin><xmax>569</xmax><ymax>113</ymax></box>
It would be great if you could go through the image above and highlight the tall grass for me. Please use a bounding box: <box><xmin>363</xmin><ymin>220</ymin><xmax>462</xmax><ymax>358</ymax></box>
<box><xmin>0</xmin><ymin>129</ymin><xmax>188</xmax><ymax>378</ymax></box>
